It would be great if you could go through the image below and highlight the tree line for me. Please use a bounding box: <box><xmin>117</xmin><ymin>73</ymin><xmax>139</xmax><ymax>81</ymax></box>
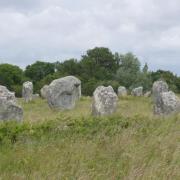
<box><xmin>0</xmin><ymin>47</ymin><xmax>180</xmax><ymax>97</ymax></box>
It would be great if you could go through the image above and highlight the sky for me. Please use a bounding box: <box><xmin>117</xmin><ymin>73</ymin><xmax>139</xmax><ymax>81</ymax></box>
<box><xmin>0</xmin><ymin>0</ymin><xmax>180</xmax><ymax>75</ymax></box>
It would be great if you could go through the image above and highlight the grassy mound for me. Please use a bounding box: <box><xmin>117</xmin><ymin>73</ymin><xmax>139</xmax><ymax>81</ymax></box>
<box><xmin>0</xmin><ymin>97</ymin><xmax>179</xmax><ymax>179</ymax></box>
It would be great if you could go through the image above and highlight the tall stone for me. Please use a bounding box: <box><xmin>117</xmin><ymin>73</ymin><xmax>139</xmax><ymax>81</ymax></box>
<box><xmin>152</xmin><ymin>80</ymin><xmax>168</xmax><ymax>101</ymax></box>
<box><xmin>118</xmin><ymin>86</ymin><xmax>127</xmax><ymax>97</ymax></box>
<box><xmin>22</xmin><ymin>81</ymin><xmax>33</xmax><ymax>102</ymax></box>
<box><xmin>92</xmin><ymin>86</ymin><xmax>118</xmax><ymax>116</ymax></box>
<box><xmin>152</xmin><ymin>80</ymin><xmax>180</xmax><ymax>115</ymax></box>
<box><xmin>152</xmin><ymin>80</ymin><xmax>168</xmax><ymax>114</ymax></box>
<box><xmin>0</xmin><ymin>85</ymin><xmax>23</xmax><ymax>121</ymax></box>
<box><xmin>0</xmin><ymin>85</ymin><xmax>16</xmax><ymax>102</ymax></box>
<box><xmin>157</xmin><ymin>91</ymin><xmax>180</xmax><ymax>115</ymax></box>
<box><xmin>131</xmin><ymin>87</ymin><xmax>143</xmax><ymax>96</ymax></box>
<box><xmin>46</xmin><ymin>76</ymin><xmax>81</xmax><ymax>109</ymax></box>
<box><xmin>40</xmin><ymin>85</ymin><xmax>49</xmax><ymax>99</ymax></box>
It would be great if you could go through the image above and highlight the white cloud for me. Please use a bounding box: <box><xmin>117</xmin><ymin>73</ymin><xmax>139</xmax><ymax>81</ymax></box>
<box><xmin>0</xmin><ymin>0</ymin><xmax>180</xmax><ymax>75</ymax></box>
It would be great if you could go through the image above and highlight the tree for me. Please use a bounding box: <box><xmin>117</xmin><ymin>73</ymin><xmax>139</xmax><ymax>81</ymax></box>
<box><xmin>25</xmin><ymin>61</ymin><xmax>55</xmax><ymax>82</ymax></box>
<box><xmin>84</xmin><ymin>47</ymin><xmax>116</xmax><ymax>70</ymax></box>
<box><xmin>115</xmin><ymin>53</ymin><xmax>141</xmax><ymax>88</ymax></box>
<box><xmin>56</xmin><ymin>59</ymin><xmax>81</xmax><ymax>76</ymax></box>
<box><xmin>80</xmin><ymin>47</ymin><xmax>118</xmax><ymax>81</ymax></box>
<box><xmin>0</xmin><ymin>64</ymin><xmax>24</xmax><ymax>96</ymax></box>
<box><xmin>142</xmin><ymin>63</ymin><xmax>148</xmax><ymax>74</ymax></box>
<box><xmin>135</xmin><ymin>72</ymin><xmax>152</xmax><ymax>91</ymax></box>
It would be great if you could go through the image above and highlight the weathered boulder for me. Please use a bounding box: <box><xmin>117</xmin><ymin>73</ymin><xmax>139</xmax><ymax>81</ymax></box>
<box><xmin>40</xmin><ymin>85</ymin><xmax>49</xmax><ymax>99</ymax></box>
<box><xmin>144</xmin><ymin>91</ymin><xmax>151</xmax><ymax>97</ymax></box>
<box><xmin>92</xmin><ymin>86</ymin><xmax>118</xmax><ymax>116</ymax></box>
<box><xmin>22</xmin><ymin>81</ymin><xmax>33</xmax><ymax>102</ymax></box>
<box><xmin>32</xmin><ymin>93</ymin><xmax>40</xmax><ymax>100</ymax></box>
<box><xmin>131</xmin><ymin>87</ymin><xmax>143</xmax><ymax>96</ymax></box>
<box><xmin>46</xmin><ymin>76</ymin><xmax>81</xmax><ymax>109</ymax></box>
<box><xmin>152</xmin><ymin>80</ymin><xmax>168</xmax><ymax>101</ymax></box>
<box><xmin>118</xmin><ymin>86</ymin><xmax>127</xmax><ymax>97</ymax></box>
<box><xmin>152</xmin><ymin>80</ymin><xmax>180</xmax><ymax>115</ymax></box>
<box><xmin>0</xmin><ymin>85</ymin><xmax>23</xmax><ymax>121</ymax></box>
<box><xmin>152</xmin><ymin>80</ymin><xmax>168</xmax><ymax>114</ymax></box>
<box><xmin>154</xmin><ymin>91</ymin><xmax>180</xmax><ymax>115</ymax></box>
<box><xmin>0</xmin><ymin>85</ymin><xmax>16</xmax><ymax>102</ymax></box>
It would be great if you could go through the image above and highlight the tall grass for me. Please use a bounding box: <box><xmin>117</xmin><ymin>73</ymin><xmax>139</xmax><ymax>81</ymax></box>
<box><xmin>0</xmin><ymin>96</ymin><xmax>179</xmax><ymax>179</ymax></box>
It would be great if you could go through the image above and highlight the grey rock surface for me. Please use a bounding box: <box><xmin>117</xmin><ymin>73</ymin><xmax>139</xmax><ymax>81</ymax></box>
<box><xmin>40</xmin><ymin>85</ymin><xmax>49</xmax><ymax>99</ymax></box>
<box><xmin>155</xmin><ymin>91</ymin><xmax>180</xmax><ymax>115</ymax></box>
<box><xmin>32</xmin><ymin>93</ymin><xmax>40</xmax><ymax>100</ymax></box>
<box><xmin>0</xmin><ymin>85</ymin><xmax>16</xmax><ymax>102</ymax></box>
<box><xmin>22</xmin><ymin>81</ymin><xmax>33</xmax><ymax>102</ymax></box>
<box><xmin>46</xmin><ymin>76</ymin><xmax>81</xmax><ymax>109</ymax></box>
<box><xmin>118</xmin><ymin>86</ymin><xmax>127</xmax><ymax>97</ymax></box>
<box><xmin>131</xmin><ymin>87</ymin><xmax>143</xmax><ymax>96</ymax></box>
<box><xmin>92</xmin><ymin>86</ymin><xmax>118</xmax><ymax>116</ymax></box>
<box><xmin>0</xmin><ymin>85</ymin><xmax>23</xmax><ymax>121</ymax></box>
<box><xmin>144</xmin><ymin>91</ymin><xmax>151</xmax><ymax>97</ymax></box>
<box><xmin>152</xmin><ymin>80</ymin><xmax>180</xmax><ymax>115</ymax></box>
<box><xmin>152</xmin><ymin>80</ymin><xmax>168</xmax><ymax>101</ymax></box>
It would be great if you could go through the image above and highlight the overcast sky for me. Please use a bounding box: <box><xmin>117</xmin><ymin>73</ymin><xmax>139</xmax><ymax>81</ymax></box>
<box><xmin>0</xmin><ymin>0</ymin><xmax>180</xmax><ymax>75</ymax></box>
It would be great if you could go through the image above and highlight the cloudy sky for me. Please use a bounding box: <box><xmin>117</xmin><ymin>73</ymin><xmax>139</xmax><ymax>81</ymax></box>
<box><xmin>0</xmin><ymin>0</ymin><xmax>180</xmax><ymax>75</ymax></box>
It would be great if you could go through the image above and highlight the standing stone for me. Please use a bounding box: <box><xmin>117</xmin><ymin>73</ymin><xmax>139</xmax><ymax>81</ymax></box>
<box><xmin>152</xmin><ymin>80</ymin><xmax>180</xmax><ymax>115</ymax></box>
<box><xmin>0</xmin><ymin>85</ymin><xmax>23</xmax><ymax>121</ymax></box>
<box><xmin>152</xmin><ymin>80</ymin><xmax>168</xmax><ymax>114</ymax></box>
<box><xmin>92</xmin><ymin>86</ymin><xmax>118</xmax><ymax>116</ymax></box>
<box><xmin>144</xmin><ymin>91</ymin><xmax>151</xmax><ymax>97</ymax></box>
<box><xmin>32</xmin><ymin>93</ymin><xmax>40</xmax><ymax>100</ymax></box>
<box><xmin>152</xmin><ymin>80</ymin><xmax>168</xmax><ymax>101</ymax></box>
<box><xmin>118</xmin><ymin>86</ymin><xmax>127</xmax><ymax>97</ymax></box>
<box><xmin>0</xmin><ymin>85</ymin><xmax>16</xmax><ymax>102</ymax></box>
<box><xmin>40</xmin><ymin>85</ymin><xmax>49</xmax><ymax>99</ymax></box>
<box><xmin>46</xmin><ymin>76</ymin><xmax>81</xmax><ymax>109</ymax></box>
<box><xmin>158</xmin><ymin>91</ymin><xmax>180</xmax><ymax>115</ymax></box>
<box><xmin>22</xmin><ymin>81</ymin><xmax>33</xmax><ymax>102</ymax></box>
<box><xmin>131</xmin><ymin>87</ymin><xmax>143</xmax><ymax>96</ymax></box>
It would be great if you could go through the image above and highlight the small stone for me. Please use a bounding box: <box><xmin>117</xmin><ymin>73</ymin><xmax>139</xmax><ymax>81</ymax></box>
<box><xmin>0</xmin><ymin>85</ymin><xmax>23</xmax><ymax>121</ymax></box>
<box><xmin>144</xmin><ymin>91</ymin><xmax>151</xmax><ymax>97</ymax></box>
<box><xmin>32</xmin><ymin>93</ymin><xmax>40</xmax><ymax>100</ymax></box>
<box><xmin>118</xmin><ymin>86</ymin><xmax>127</xmax><ymax>97</ymax></box>
<box><xmin>131</xmin><ymin>87</ymin><xmax>143</xmax><ymax>96</ymax></box>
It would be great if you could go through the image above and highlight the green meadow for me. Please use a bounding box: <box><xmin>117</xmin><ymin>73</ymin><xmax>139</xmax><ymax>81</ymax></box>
<box><xmin>0</xmin><ymin>96</ymin><xmax>179</xmax><ymax>180</ymax></box>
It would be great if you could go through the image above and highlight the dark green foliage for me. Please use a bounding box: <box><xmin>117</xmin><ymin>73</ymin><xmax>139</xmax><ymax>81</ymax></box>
<box><xmin>55</xmin><ymin>59</ymin><xmax>80</xmax><ymax>76</ymax></box>
<box><xmin>0</xmin><ymin>115</ymin><xmax>131</xmax><ymax>146</ymax></box>
<box><xmin>0</xmin><ymin>47</ymin><xmax>179</xmax><ymax>96</ymax></box>
<box><xmin>135</xmin><ymin>72</ymin><xmax>152</xmax><ymax>92</ymax></box>
<box><xmin>24</xmin><ymin>61</ymin><xmax>55</xmax><ymax>83</ymax></box>
<box><xmin>24</xmin><ymin>61</ymin><xmax>55</xmax><ymax>92</ymax></box>
<box><xmin>115</xmin><ymin>53</ymin><xmax>141</xmax><ymax>88</ymax></box>
<box><xmin>80</xmin><ymin>47</ymin><xmax>117</xmax><ymax>80</ymax></box>
<box><xmin>83</xmin><ymin>47</ymin><xmax>117</xmax><ymax>72</ymax></box>
<box><xmin>0</xmin><ymin>64</ymin><xmax>24</xmax><ymax>96</ymax></box>
<box><xmin>81</xmin><ymin>78</ymin><xmax>99</xmax><ymax>96</ymax></box>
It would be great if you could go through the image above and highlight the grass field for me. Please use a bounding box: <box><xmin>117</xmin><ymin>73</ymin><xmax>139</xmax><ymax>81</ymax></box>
<box><xmin>0</xmin><ymin>96</ymin><xmax>179</xmax><ymax>179</ymax></box>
